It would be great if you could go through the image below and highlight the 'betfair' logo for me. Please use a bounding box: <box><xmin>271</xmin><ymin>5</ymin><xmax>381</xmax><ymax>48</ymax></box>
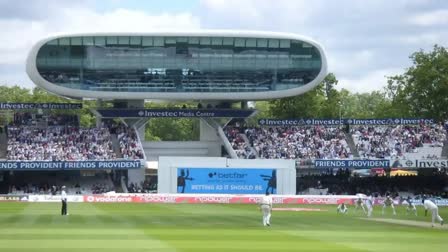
<box><xmin>208</xmin><ymin>172</ymin><xmax>247</xmax><ymax>179</ymax></box>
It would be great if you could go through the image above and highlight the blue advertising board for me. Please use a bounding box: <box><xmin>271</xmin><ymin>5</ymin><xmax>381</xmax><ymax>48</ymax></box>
<box><xmin>0</xmin><ymin>103</ymin><xmax>82</xmax><ymax>110</ymax></box>
<box><xmin>258</xmin><ymin>118</ymin><xmax>434</xmax><ymax>126</ymax></box>
<box><xmin>314</xmin><ymin>159</ymin><xmax>390</xmax><ymax>168</ymax></box>
<box><xmin>97</xmin><ymin>109</ymin><xmax>256</xmax><ymax>118</ymax></box>
<box><xmin>0</xmin><ymin>160</ymin><xmax>141</xmax><ymax>170</ymax></box>
<box><xmin>177</xmin><ymin>168</ymin><xmax>277</xmax><ymax>194</ymax></box>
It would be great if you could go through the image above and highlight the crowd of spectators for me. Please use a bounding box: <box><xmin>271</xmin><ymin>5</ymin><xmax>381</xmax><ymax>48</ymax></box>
<box><xmin>230</xmin><ymin>126</ymin><xmax>352</xmax><ymax>160</ymax></box>
<box><xmin>226</xmin><ymin>123</ymin><xmax>447</xmax><ymax>161</ymax></box>
<box><xmin>127</xmin><ymin>177</ymin><xmax>157</xmax><ymax>193</ymax></box>
<box><xmin>9</xmin><ymin>183</ymin><xmax>54</xmax><ymax>194</ymax></box>
<box><xmin>352</xmin><ymin>123</ymin><xmax>447</xmax><ymax>159</ymax></box>
<box><xmin>297</xmin><ymin>168</ymin><xmax>448</xmax><ymax>198</ymax></box>
<box><xmin>7</xmin><ymin>126</ymin><xmax>115</xmax><ymax>161</ymax></box>
<box><xmin>90</xmin><ymin>183</ymin><xmax>113</xmax><ymax>194</ymax></box>
<box><xmin>116</xmin><ymin>125</ymin><xmax>144</xmax><ymax>159</ymax></box>
<box><xmin>224</xmin><ymin>127</ymin><xmax>255</xmax><ymax>159</ymax></box>
<box><xmin>6</xmin><ymin>115</ymin><xmax>146</xmax><ymax>161</ymax></box>
<box><xmin>9</xmin><ymin>183</ymin><xmax>113</xmax><ymax>195</ymax></box>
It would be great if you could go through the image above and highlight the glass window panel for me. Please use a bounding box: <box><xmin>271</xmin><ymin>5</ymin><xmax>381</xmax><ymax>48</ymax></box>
<box><xmin>94</xmin><ymin>37</ymin><xmax>105</xmax><ymax>45</ymax></box>
<box><xmin>257</xmin><ymin>39</ymin><xmax>267</xmax><ymax>47</ymax></box>
<box><xmin>83</xmin><ymin>37</ymin><xmax>94</xmax><ymax>45</ymax></box>
<box><xmin>130</xmin><ymin>36</ymin><xmax>141</xmax><ymax>45</ymax></box>
<box><xmin>153</xmin><ymin>37</ymin><xmax>164</xmax><ymax>46</ymax></box>
<box><xmin>211</xmin><ymin>38</ymin><xmax>222</xmax><ymax>45</ymax></box>
<box><xmin>118</xmin><ymin>36</ymin><xmax>129</xmax><ymax>45</ymax></box>
<box><xmin>165</xmin><ymin>37</ymin><xmax>176</xmax><ymax>44</ymax></box>
<box><xmin>59</xmin><ymin>38</ymin><xmax>70</xmax><ymax>45</ymax></box>
<box><xmin>200</xmin><ymin>37</ymin><xmax>211</xmax><ymax>45</ymax></box>
<box><xmin>189</xmin><ymin>37</ymin><xmax>199</xmax><ymax>44</ymax></box>
<box><xmin>291</xmin><ymin>41</ymin><xmax>301</xmax><ymax>46</ymax></box>
<box><xmin>235</xmin><ymin>38</ymin><xmax>245</xmax><ymax>47</ymax></box>
<box><xmin>47</xmin><ymin>39</ymin><xmax>58</xmax><ymax>45</ymax></box>
<box><xmin>246</xmin><ymin>38</ymin><xmax>256</xmax><ymax>47</ymax></box>
<box><xmin>280</xmin><ymin>40</ymin><xmax>290</xmax><ymax>48</ymax></box>
<box><xmin>302</xmin><ymin>42</ymin><xmax>313</xmax><ymax>48</ymax></box>
<box><xmin>106</xmin><ymin>36</ymin><xmax>118</xmax><ymax>44</ymax></box>
<box><xmin>71</xmin><ymin>37</ymin><xmax>82</xmax><ymax>45</ymax></box>
<box><xmin>177</xmin><ymin>37</ymin><xmax>188</xmax><ymax>43</ymax></box>
<box><xmin>223</xmin><ymin>37</ymin><xmax>233</xmax><ymax>45</ymax></box>
<box><xmin>142</xmin><ymin>37</ymin><xmax>153</xmax><ymax>46</ymax></box>
<box><xmin>268</xmin><ymin>39</ymin><xmax>279</xmax><ymax>48</ymax></box>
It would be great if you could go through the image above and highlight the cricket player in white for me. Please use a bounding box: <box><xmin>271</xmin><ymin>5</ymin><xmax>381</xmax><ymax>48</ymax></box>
<box><xmin>260</xmin><ymin>192</ymin><xmax>272</xmax><ymax>226</ymax></box>
<box><xmin>405</xmin><ymin>196</ymin><xmax>417</xmax><ymax>216</ymax></box>
<box><xmin>382</xmin><ymin>195</ymin><xmax>396</xmax><ymax>215</ymax></box>
<box><xmin>337</xmin><ymin>203</ymin><xmax>348</xmax><ymax>214</ymax></box>
<box><xmin>354</xmin><ymin>197</ymin><xmax>366</xmax><ymax>214</ymax></box>
<box><xmin>423</xmin><ymin>199</ymin><xmax>443</xmax><ymax>227</ymax></box>
<box><xmin>365</xmin><ymin>196</ymin><xmax>373</xmax><ymax>218</ymax></box>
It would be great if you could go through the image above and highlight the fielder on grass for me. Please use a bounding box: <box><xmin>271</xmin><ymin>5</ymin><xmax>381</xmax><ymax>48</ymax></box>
<box><xmin>354</xmin><ymin>197</ymin><xmax>366</xmax><ymax>214</ymax></box>
<box><xmin>423</xmin><ymin>198</ymin><xmax>443</xmax><ymax>227</ymax></box>
<box><xmin>382</xmin><ymin>195</ymin><xmax>396</xmax><ymax>215</ymax></box>
<box><xmin>364</xmin><ymin>195</ymin><xmax>373</xmax><ymax>218</ymax></box>
<box><xmin>337</xmin><ymin>203</ymin><xmax>348</xmax><ymax>214</ymax></box>
<box><xmin>259</xmin><ymin>192</ymin><xmax>272</xmax><ymax>226</ymax></box>
<box><xmin>405</xmin><ymin>196</ymin><xmax>417</xmax><ymax>216</ymax></box>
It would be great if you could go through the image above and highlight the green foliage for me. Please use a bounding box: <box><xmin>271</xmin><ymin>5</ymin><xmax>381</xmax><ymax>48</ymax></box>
<box><xmin>0</xmin><ymin>85</ymin><xmax>32</xmax><ymax>102</ymax></box>
<box><xmin>246</xmin><ymin>101</ymin><xmax>272</xmax><ymax>126</ymax></box>
<box><xmin>144</xmin><ymin>101</ymin><xmax>199</xmax><ymax>141</ymax></box>
<box><xmin>387</xmin><ymin>45</ymin><xmax>448</xmax><ymax>121</ymax></box>
<box><xmin>268</xmin><ymin>73</ymin><xmax>340</xmax><ymax>118</ymax></box>
<box><xmin>145</xmin><ymin>118</ymin><xmax>199</xmax><ymax>141</ymax></box>
<box><xmin>339</xmin><ymin>90</ymin><xmax>397</xmax><ymax>119</ymax></box>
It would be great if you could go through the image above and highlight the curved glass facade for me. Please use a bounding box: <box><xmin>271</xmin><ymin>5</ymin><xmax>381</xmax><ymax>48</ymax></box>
<box><xmin>36</xmin><ymin>36</ymin><xmax>322</xmax><ymax>93</ymax></box>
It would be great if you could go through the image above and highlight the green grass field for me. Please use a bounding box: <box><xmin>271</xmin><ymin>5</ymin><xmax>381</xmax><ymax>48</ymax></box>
<box><xmin>0</xmin><ymin>203</ymin><xmax>446</xmax><ymax>252</ymax></box>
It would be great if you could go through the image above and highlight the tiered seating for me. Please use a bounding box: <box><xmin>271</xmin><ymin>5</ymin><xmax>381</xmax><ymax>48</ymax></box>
<box><xmin>7</xmin><ymin>126</ymin><xmax>115</xmax><ymax>161</ymax></box>
<box><xmin>351</xmin><ymin>124</ymin><xmax>446</xmax><ymax>159</ymax></box>
<box><xmin>226</xmin><ymin>126</ymin><xmax>352</xmax><ymax>160</ymax></box>
<box><xmin>224</xmin><ymin>127</ymin><xmax>255</xmax><ymax>159</ymax></box>
<box><xmin>7</xmin><ymin>121</ymin><xmax>145</xmax><ymax>161</ymax></box>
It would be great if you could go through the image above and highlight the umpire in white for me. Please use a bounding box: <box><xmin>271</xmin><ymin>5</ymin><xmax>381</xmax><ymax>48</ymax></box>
<box><xmin>61</xmin><ymin>186</ymin><xmax>68</xmax><ymax>216</ymax></box>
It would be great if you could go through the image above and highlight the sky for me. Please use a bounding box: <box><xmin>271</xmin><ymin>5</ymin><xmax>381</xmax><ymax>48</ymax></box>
<box><xmin>0</xmin><ymin>0</ymin><xmax>447</xmax><ymax>93</ymax></box>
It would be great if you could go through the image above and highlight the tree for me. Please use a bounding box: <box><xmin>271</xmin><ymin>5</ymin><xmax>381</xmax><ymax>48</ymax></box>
<box><xmin>268</xmin><ymin>73</ymin><xmax>338</xmax><ymax>118</ymax></box>
<box><xmin>319</xmin><ymin>73</ymin><xmax>342</xmax><ymax>118</ymax></box>
<box><xmin>0</xmin><ymin>85</ymin><xmax>32</xmax><ymax>102</ymax></box>
<box><xmin>386</xmin><ymin>45</ymin><xmax>448</xmax><ymax>121</ymax></box>
<box><xmin>144</xmin><ymin>101</ymin><xmax>199</xmax><ymax>141</ymax></box>
<box><xmin>246</xmin><ymin>101</ymin><xmax>272</xmax><ymax>126</ymax></box>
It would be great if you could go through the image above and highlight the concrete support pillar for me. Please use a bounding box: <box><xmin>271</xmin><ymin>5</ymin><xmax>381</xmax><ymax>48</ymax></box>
<box><xmin>96</xmin><ymin>99</ymin><xmax>103</xmax><ymax>127</ymax></box>
<box><xmin>200</xmin><ymin>119</ymin><xmax>222</xmax><ymax>157</ymax></box>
